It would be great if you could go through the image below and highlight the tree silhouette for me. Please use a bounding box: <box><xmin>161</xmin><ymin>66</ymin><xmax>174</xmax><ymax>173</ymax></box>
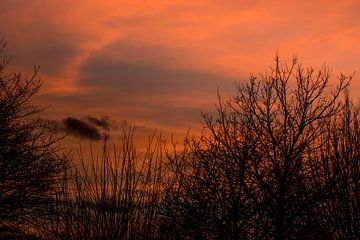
<box><xmin>162</xmin><ymin>56</ymin><xmax>355</xmax><ymax>239</ymax></box>
<box><xmin>0</xmin><ymin>41</ymin><xmax>69</xmax><ymax>238</ymax></box>
<box><xmin>3</xmin><ymin>39</ymin><xmax>358</xmax><ymax>240</ymax></box>
<box><xmin>314</xmin><ymin>92</ymin><xmax>360</xmax><ymax>239</ymax></box>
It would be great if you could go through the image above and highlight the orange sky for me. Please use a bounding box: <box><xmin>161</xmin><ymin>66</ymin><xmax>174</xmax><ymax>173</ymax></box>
<box><xmin>1</xmin><ymin>0</ymin><xmax>360</xmax><ymax>144</ymax></box>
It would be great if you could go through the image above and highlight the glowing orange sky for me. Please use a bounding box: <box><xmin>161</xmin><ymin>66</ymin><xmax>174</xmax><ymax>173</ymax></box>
<box><xmin>1</xmin><ymin>0</ymin><xmax>360</xmax><ymax>140</ymax></box>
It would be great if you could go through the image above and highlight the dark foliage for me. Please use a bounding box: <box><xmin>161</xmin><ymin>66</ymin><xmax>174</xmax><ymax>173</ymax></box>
<box><xmin>0</xmin><ymin>41</ymin><xmax>69</xmax><ymax>238</ymax></box>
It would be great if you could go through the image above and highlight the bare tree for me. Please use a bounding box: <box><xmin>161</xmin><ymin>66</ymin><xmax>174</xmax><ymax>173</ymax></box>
<box><xmin>314</xmin><ymin>92</ymin><xmax>360</xmax><ymax>239</ymax></box>
<box><xmin>0</xmin><ymin>41</ymin><xmax>69</xmax><ymax>238</ymax></box>
<box><xmin>162</xmin><ymin>56</ymin><xmax>353</xmax><ymax>239</ymax></box>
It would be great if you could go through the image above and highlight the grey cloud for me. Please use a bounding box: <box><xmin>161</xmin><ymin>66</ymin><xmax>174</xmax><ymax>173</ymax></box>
<box><xmin>75</xmin><ymin>44</ymin><xmax>237</xmax><ymax>129</ymax></box>
<box><xmin>90</xmin><ymin>41</ymin><xmax>188</xmax><ymax>65</ymax></box>
<box><xmin>63</xmin><ymin>117</ymin><xmax>102</xmax><ymax>141</ymax></box>
<box><xmin>62</xmin><ymin>116</ymin><xmax>113</xmax><ymax>141</ymax></box>
<box><xmin>42</xmin><ymin>90</ymin><xmax>208</xmax><ymax>131</ymax></box>
<box><xmin>41</xmin><ymin>40</ymin><xmax>241</xmax><ymax>132</ymax></box>
<box><xmin>77</xmin><ymin>40</ymin><xmax>237</xmax><ymax>97</ymax></box>
<box><xmin>87</xmin><ymin>116</ymin><xmax>111</xmax><ymax>130</ymax></box>
<box><xmin>79</xmin><ymin>58</ymin><xmax>236</xmax><ymax>98</ymax></box>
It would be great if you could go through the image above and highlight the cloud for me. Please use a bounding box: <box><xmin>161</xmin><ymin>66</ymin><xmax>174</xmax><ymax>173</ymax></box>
<box><xmin>38</xmin><ymin>40</ymin><xmax>240</xmax><ymax>132</ymax></box>
<box><xmin>3</xmin><ymin>0</ymin><xmax>360</xmax><ymax>138</ymax></box>
<box><xmin>78</xmin><ymin>40</ymin><xmax>238</xmax><ymax>98</ymax></box>
<box><xmin>62</xmin><ymin>117</ymin><xmax>102</xmax><ymax>141</ymax></box>
<box><xmin>87</xmin><ymin>116</ymin><xmax>111</xmax><ymax>130</ymax></box>
<box><xmin>70</xmin><ymin>43</ymin><xmax>238</xmax><ymax>131</ymax></box>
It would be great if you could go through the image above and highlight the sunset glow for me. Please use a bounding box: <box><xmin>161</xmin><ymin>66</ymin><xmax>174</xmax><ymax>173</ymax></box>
<box><xmin>1</xmin><ymin>0</ymin><xmax>360</xmax><ymax>138</ymax></box>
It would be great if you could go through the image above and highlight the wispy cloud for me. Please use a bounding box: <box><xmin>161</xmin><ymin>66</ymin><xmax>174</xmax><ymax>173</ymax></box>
<box><xmin>1</xmin><ymin>0</ymin><xmax>360</xmax><ymax>137</ymax></box>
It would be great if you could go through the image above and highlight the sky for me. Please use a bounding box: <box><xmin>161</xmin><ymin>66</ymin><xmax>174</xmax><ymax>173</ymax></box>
<box><xmin>1</xmin><ymin>0</ymin><xmax>360</xmax><ymax>146</ymax></box>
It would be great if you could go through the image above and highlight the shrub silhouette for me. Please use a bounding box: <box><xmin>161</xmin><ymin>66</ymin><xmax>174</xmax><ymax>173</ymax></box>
<box><xmin>43</xmin><ymin>124</ymin><xmax>167</xmax><ymax>240</ymax></box>
<box><xmin>0</xmin><ymin>41</ymin><xmax>69</xmax><ymax>238</ymax></box>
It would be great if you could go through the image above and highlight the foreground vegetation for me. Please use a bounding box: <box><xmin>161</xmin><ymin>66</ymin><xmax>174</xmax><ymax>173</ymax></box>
<box><xmin>0</xmin><ymin>42</ymin><xmax>358</xmax><ymax>239</ymax></box>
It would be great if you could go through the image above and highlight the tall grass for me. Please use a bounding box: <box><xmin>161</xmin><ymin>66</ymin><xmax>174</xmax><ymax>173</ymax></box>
<box><xmin>42</xmin><ymin>124</ymin><xmax>167</xmax><ymax>240</ymax></box>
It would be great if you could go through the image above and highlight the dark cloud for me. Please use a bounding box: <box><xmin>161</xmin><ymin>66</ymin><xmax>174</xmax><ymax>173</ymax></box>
<box><xmin>41</xmin><ymin>90</ymin><xmax>209</xmax><ymax>131</ymax></box>
<box><xmin>78</xmin><ymin>40</ymin><xmax>237</xmax><ymax>98</ymax></box>
<box><xmin>38</xmin><ymin>40</ymin><xmax>240</xmax><ymax>132</ymax></box>
<box><xmin>63</xmin><ymin>117</ymin><xmax>101</xmax><ymax>141</ymax></box>
<box><xmin>87</xmin><ymin>116</ymin><xmax>111</xmax><ymax>130</ymax></box>
<box><xmin>39</xmin><ymin>40</ymin><xmax>240</xmax><ymax>131</ymax></box>
<box><xmin>80</xmin><ymin>59</ymin><xmax>235</xmax><ymax>98</ymax></box>
<box><xmin>88</xmin><ymin>41</ymin><xmax>188</xmax><ymax>65</ymax></box>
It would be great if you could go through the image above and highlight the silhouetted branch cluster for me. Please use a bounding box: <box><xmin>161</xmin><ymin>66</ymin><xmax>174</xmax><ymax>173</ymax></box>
<box><xmin>0</xmin><ymin>40</ymin><xmax>69</xmax><ymax>239</ymax></box>
<box><xmin>1</xmin><ymin>43</ymin><xmax>359</xmax><ymax>240</ymax></box>
<box><xmin>160</xmin><ymin>57</ymin><xmax>358</xmax><ymax>240</ymax></box>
